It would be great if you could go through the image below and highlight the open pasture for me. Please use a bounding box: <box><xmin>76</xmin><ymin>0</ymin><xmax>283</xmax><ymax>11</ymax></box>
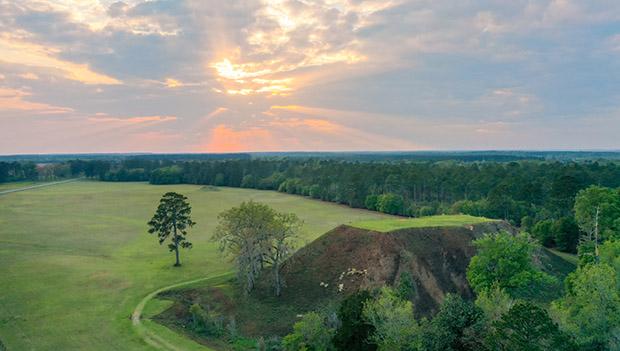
<box><xmin>0</xmin><ymin>181</ymin><xmax>391</xmax><ymax>350</ymax></box>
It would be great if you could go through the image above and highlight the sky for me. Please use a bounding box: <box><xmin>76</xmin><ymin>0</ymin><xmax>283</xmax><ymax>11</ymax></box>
<box><xmin>1</xmin><ymin>0</ymin><xmax>620</xmax><ymax>154</ymax></box>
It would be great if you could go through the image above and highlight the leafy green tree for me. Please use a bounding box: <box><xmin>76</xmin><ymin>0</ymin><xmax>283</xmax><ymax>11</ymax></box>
<box><xmin>423</xmin><ymin>294</ymin><xmax>487</xmax><ymax>351</ymax></box>
<box><xmin>551</xmin><ymin>263</ymin><xmax>620</xmax><ymax>349</ymax></box>
<box><xmin>149</xmin><ymin>165</ymin><xmax>184</xmax><ymax>184</ymax></box>
<box><xmin>574</xmin><ymin>186</ymin><xmax>620</xmax><ymax>255</ymax></box>
<box><xmin>363</xmin><ymin>287</ymin><xmax>421</xmax><ymax>351</ymax></box>
<box><xmin>532</xmin><ymin>219</ymin><xmax>555</xmax><ymax>247</ymax></box>
<box><xmin>487</xmin><ymin>302</ymin><xmax>576</xmax><ymax>351</ymax></box>
<box><xmin>240</xmin><ymin>174</ymin><xmax>256</xmax><ymax>188</ymax></box>
<box><xmin>396</xmin><ymin>271</ymin><xmax>416</xmax><ymax>301</ymax></box>
<box><xmin>147</xmin><ymin>192</ymin><xmax>195</xmax><ymax>267</ymax></box>
<box><xmin>552</xmin><ymin>217</ymin><xmax>580</xmax><ymax>253</ymax></box>
<box><xmin>376</xmin><ymin>193</ymin><xmax>404</xmax><ymax>215</ymax></box>
<box><xmin>475</xmin><ymin>284</ymin><xmax>514</xmax><ymax>323</ymax></box>
<box><xmin>600</xmin><ymin>239</ymin><xmax>620</xmax><ymax>290</ymax></box>
<box><xmin>282</xmin><ymin>312</ymin><xmax>335</xmax><ymax>351</ymax></box>
<box><xmin>467</xmin><ymin>231</ymin><xmax>555</xmax><ymax>298</ymax></box>
<box><xmin>213</xmin><ymin>201</ymin><xmax>300</xmax><ymax>296</ymax></box>
<box><xmin>333</xmin><ymin>291</ymin><xmax>377</xmax><ymax>351</ymax></box>
<box><xmin>365</xmin><ymin>194</ymin><xmax>379</xmax><ymax>211</ymax></box>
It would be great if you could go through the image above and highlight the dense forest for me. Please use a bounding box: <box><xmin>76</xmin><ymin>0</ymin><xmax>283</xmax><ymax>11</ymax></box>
<box><xmin>4</xmin><ymin>157</ymin><xmax>620</xmax><ymax>254</ymax></box>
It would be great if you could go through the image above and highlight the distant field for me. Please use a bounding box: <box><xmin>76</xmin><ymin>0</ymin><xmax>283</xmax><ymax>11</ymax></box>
<box><xmin>0</xmin><ymin>180</ymin><xmax>47</xmax><ymax>192</ymax></box>
<box><xmin>350</xmin><ymin>214</ymin><xmax>495</xmax><ymax>232</ymax></box>
<box><xmin>0</xmin><ymin>181</ymin><xmax>391</xmax><ymax>350</ymax></box>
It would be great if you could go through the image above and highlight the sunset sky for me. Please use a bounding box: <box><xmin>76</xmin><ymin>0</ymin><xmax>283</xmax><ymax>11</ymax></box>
<box><xmin>1</xmin><ymin>0</ymin><xmax>619</xmax><ymax>153</ymax></box>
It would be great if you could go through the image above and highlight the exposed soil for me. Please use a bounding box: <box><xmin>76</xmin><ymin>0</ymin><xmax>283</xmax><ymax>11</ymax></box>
<box><xmin>275</xmin><ymin>221</ymin><xmax>516</xmax><ymax>316</ymax></box>
<box><xmin>154</xmin><ymin>221</ymin><xmax>523</xmax><ymax>340</ymax></box>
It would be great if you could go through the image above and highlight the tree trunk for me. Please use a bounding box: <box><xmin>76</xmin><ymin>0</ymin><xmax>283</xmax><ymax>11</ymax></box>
<box><xmin>273</xmin><ymin>263</ymin><xmax>281</xmax><ymax>297</ymax></box>
<box><xmin>173</xmin><ymin>219</ymin><xmax>181</xmax><ymax>267</ymax></box>
<box><xmin>174</xmin><ymin>243</ymin><xmax>181</xmax><ymax>266</ymax></box>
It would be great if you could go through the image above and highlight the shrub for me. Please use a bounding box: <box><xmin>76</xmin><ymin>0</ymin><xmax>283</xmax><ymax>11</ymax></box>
<box><xmin>423</xmin><ymin>294</ymin><xmax>486</xmax><ymax>351</ymax></box>
<box><xmin>282</xmin><ymin>312</ymin><xmax>335</xmax><ymax>351</ymax></box>
<box><xmin>188</xmin><ymin>303</ymin><xmax>225</xmax><ymax>337</ymax></box>
<box><xmin>333</xmin><ymin>291</ymin><xmax>377</xmax><ymax>351</ymax></box>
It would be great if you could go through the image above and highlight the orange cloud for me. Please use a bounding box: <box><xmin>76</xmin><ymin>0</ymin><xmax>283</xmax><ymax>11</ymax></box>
<box><xmin>269</xmin><ymin>117</ymin><xmax>341</xmax><ymax>133</ymax></box>
<box><xmin>0</xmin><ymin>87</ymin><xmax>73</xmax><ymax>114</ymax></box>
<box><xmin>204</xmin><ymin>107</ymin><xmax>229</xmax><ymax>121</ymax></box>
<box><xmin>87</xmin><ymin>115</ymin><xmax>177</xmax><ymax>124</ymax></box>
<box><xmin>0</xmin><ymin>34</ymin><xmax>121</xmax><ymax>85</ymax></box>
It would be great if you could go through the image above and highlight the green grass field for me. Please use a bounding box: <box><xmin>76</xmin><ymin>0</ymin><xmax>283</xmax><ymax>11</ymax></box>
<box><xmin>350</xmin><ymin>214</ymin><xmax>495</xmax><ymax>232</ymax></box>
<box><xmin>0</xmin><ymin>180</ymin><xmax>48</xmax><ymax>192</ymax></box>
<box><xmin>0</xmin><ymin>181</ymin><xmax>391</xmax><ymax>350</ymax></box>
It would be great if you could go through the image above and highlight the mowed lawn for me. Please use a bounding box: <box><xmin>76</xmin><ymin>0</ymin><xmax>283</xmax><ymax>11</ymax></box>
<box><xmin>0</xmin><ymin>181</ymin><xmax>391</xmax><ymax>350</ymax></box>
<box><xmin>350</xmin><ymin>214</ymin><xmax>495</xmax><ymax>232</ymax></box>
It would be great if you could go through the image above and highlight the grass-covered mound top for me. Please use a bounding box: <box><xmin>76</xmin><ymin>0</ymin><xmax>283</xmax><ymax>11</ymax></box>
<box><xmin>350</xmin><ymin>214</ymin><xmax>495</xmax><ymax>232</ymax></box>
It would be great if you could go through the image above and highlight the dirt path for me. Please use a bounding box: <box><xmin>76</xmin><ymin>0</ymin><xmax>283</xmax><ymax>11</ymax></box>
<box><xmin>0</xmin><ymin>178</ymin><xmax>81</xmax><ymax>196</ymax></box>
<box><xmin>131</xmin><ymin>274</ymin><xmax>231</xmax><ymax>351</ymax></box>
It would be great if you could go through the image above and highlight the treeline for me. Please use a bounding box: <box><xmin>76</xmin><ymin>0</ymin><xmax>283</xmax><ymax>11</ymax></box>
<box><xmin>13</xmin><ymin>157</ymin><xmax>620</xmax><ymax>253</ymax></box>
<box><xmin>0</xmin><ymin>162</ymin><xmax>38</xmax><ymax>183</ymax></box>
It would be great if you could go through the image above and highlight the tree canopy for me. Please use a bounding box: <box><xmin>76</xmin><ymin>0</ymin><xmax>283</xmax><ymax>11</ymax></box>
<box><xmin>466</xmin><ymin>231</ymin><xmax>555</xmax><ymax>298</ymax></box>
<box><xmin>213</xmin><ymin>201</ymin><xmax>301</xmax><ymax>295</ymax></box>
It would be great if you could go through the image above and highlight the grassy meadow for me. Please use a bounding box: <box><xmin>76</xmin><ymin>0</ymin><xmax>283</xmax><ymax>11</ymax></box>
<box><xmin>0</xmin><ymin>181</ymin><xmax>49</xmax><ymax>192</ymax></box>
<box><xmin>0</xmin><ymin>181</ymin><xmax>391</xmax><ymax>350</ymax></box>
<box><xmin>350</xmin><ymin>214</ymin><xmax>495</xmax><ymax>232</ymax></box>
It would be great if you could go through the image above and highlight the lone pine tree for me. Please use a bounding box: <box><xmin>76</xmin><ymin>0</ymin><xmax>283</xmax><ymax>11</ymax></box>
<box><xmin>147</xmin><ymin>192</ymin><xmax>195</xmax><ymax>266</ymax></box>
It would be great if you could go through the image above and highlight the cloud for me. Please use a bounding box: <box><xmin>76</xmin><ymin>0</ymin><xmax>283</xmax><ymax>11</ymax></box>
<box><xmin>87</xmin><ymin>115</ymin><xmax>177</xmax><ymax>124</ymax></box>
<box><xmin>0</xmin><ymin>34</ymin><xmax>121</xmax><ymax>85</ymax></box>
<box><xmin>204</xmin><ymin>107</ymin><xmax>229</xmax><ymax>120</ymax></box>
<box><xmin>0</xmin><ymin>87</ymin><xmax>73</xmax><ymax>114</ymax></box>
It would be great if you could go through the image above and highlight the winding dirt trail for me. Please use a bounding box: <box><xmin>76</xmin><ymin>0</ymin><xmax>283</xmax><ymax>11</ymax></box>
<box><xmin>131</xmin><ymin>273</ymin><xmax>231</xmax><ymax>351</ymax></box>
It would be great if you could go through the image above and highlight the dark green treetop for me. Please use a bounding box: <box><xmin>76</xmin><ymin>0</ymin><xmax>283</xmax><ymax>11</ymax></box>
<box><xmin>147</xmin><ymin>192</ymin><xmax>195</xmax><ymax>266</ymax></box>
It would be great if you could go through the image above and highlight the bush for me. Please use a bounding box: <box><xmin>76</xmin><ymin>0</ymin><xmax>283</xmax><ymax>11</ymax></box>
<box><xmin>363</xmin><ymin>287</ymin><xmax>421</xmax><ymax>351</ymax></box>
<box><xmin>241</xmin><ymin>174</ymin><xmax>256</xmax><ymax>188</ymax></box>
<box><xmin>282</xmin><ymin>312</ymin><xmax>335</xmax><ymax>351</ymax></box>
<box><xmin>365</xmin><ymin>194</ymin><xmax>379</xmax><ymax>211</ymax></box>
<box><xmin>376</xmin><ymin>194</ymin><xmax>404</xmax><ymax>215</ymax></box>
<box><xmin>532</xmin><ymin>219</ymin><xmax>555</xmax><ymax>247</ymax></box>
<box><xmin>423</xmin><ymin>294</ymin><xmax>486</xmax><ymax>351</ymax></box>
<box><xmin>188</xmin><ymin>303</ymin><xmax>225</xmax><ymax>337</ymax></box>
<box><xmin>333</xmin><ymin>291</ymin><xmax>377</xmax><ymax>351</ymax></box>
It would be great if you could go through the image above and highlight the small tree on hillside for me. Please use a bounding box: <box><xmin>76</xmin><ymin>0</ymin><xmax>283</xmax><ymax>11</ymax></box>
<box><xmin>147</xmin><ymin>192</ymin><xmax>195</xmax><ymax>267</ymax></box>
